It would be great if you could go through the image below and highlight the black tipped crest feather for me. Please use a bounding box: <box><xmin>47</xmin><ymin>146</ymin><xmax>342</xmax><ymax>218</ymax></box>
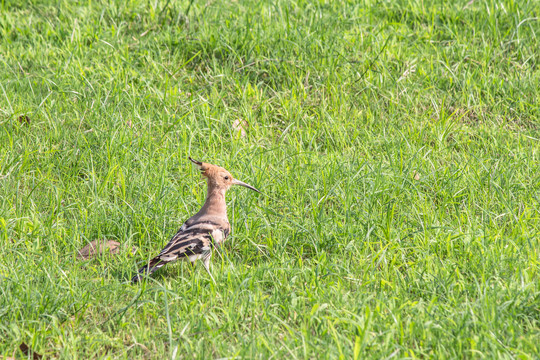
<box><xmin>189</xmin><ymin>157</ymin><xmax>203</xmax><ymax>166</ymax></box>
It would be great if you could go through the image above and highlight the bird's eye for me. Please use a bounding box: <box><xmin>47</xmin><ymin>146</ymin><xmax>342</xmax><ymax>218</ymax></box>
<box><xmin>224</xmin><ymin>176</ymin><xmax>229</xmax><ymax>180</ymax></box>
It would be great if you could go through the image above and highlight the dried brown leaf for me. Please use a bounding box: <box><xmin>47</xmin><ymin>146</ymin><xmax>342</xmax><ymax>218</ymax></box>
<box><xmin>18</xmin><ymin>115</ymin><xmax>30</xmax><ymax>125</ymax></box>
<box><xmin>77</xmin><ymin>240</ymin><xmax>121</xmax><ymax>260</ymax></box>
<box><xmin>19</xmin><ymin>342</ymin><xmax>42</xmax><ymax>360</ymax></box>
<box><xmin>232</xmin><ymin>119</ymin><xmax>248</xmax><ymax>138</ymax></box>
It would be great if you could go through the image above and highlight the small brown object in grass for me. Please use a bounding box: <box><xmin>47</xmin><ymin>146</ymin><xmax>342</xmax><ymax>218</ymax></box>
<box><xmin>19</xmin><ymin>342</ymin><xmax>42</xmax><ymax>360</ymax></box>
<box><xmin>232</xmin><ymin>119</ymin><xmax>248</xmax><ymax>138</ymax></box>
<box><xmin>77</xmin><ymin>239</ymin><xmax>121</xmax><ymax>260</ymax></box>
<box><xmin>18</xmin><ymin>115</ymin><xmax>31</xmax><ymax>125</ymax></box>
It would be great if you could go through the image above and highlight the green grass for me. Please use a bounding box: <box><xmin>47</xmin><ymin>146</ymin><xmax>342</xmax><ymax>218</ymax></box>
<box><xmin>1</xmin><ymin>0</ymin><xmax>539</xmax><ymax>358</ymax></box>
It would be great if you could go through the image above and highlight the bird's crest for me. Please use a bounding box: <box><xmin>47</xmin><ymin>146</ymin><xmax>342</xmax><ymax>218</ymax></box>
<box><xmin>189</xmin><ymin>157</ymin><xmax>230</xmax><ymax>180</ymax></box>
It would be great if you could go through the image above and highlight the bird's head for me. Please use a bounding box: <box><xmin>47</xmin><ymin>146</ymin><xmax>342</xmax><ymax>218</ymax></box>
<box><xmin>189</xmin><ymin>157</ymin><xmax>260</xmax><ymax>193</ymax></box>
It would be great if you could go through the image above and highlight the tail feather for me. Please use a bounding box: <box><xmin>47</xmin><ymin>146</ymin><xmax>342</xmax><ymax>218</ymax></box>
<box><xmin>131</xmin><ymin>257</ymin><xmax>165</xmax><ymax>283</ymax></box>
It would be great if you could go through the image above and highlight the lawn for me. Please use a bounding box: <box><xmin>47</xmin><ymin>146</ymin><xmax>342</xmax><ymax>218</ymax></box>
<box><xmin>1</xmin><ymin>0</ymin><xmax>539</xmax><ymax>358</ymax></box>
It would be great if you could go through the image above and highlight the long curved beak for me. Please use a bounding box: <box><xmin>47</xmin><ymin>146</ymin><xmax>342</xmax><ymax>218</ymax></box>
<box><xmin>232</xmin><ymin>179</ymin><xmax>260</xmax><ymax>193</ymax></box>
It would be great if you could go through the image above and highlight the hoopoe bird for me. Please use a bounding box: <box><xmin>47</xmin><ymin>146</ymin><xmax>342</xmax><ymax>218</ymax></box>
<box><xmin>131</xmin><ymin>157</ymin><xmax>260</xmax><ymax>283</ymax></box>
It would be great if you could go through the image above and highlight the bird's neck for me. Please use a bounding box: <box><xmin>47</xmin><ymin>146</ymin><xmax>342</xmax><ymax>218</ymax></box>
<box><xmin>199</xmin><ymin>185</ymin><xmax>227</xmax><ymax>217</ymax></box>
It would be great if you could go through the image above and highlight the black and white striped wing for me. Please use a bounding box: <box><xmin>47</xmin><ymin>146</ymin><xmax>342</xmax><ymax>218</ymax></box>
<box><xmin>158</xmin><ymin>221</ymin><xmax>229</xmax><ymax>262</ymax></box>
<box><xmin>131</xmin><ymin>219</ymin><xmax>230</xmax><ymax>283</ymax></box>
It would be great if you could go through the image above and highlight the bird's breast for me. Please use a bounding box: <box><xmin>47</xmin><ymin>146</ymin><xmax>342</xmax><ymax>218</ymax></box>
<box><xmin>211</xmin><ymin>228</ymin><xmax>227</xmax><ymax>245</ymax></box>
